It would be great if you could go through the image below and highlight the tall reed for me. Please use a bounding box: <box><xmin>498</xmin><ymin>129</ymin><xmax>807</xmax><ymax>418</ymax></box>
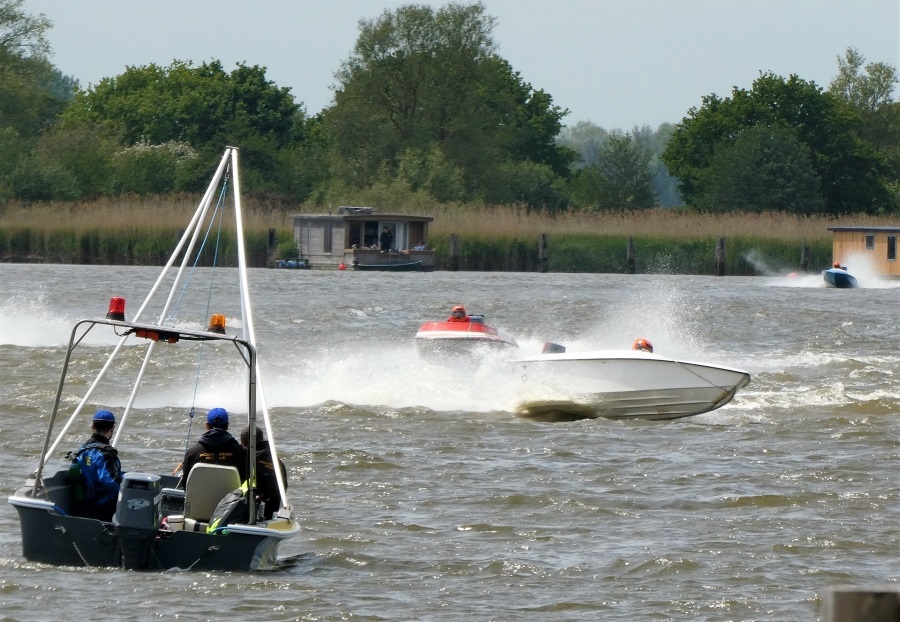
<box><xmin>0</xmin><ymin>196</ymin><xmax>872</xmax><ymax>272</ymax></box>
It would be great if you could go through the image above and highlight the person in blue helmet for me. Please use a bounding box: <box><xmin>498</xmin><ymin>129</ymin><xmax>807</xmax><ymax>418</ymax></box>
<box><xmin>69</xmin><ymin>409</ymin><xmax>123</xmax><ymax>521</ymax></box>
<box><xmin>177</xmin><ymin>407</ymin><xmax>246</xmax><ymax>487</ymax></box>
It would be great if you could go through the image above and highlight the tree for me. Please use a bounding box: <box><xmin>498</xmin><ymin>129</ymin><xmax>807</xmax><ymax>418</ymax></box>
<box><xmin>662</xmin><ymin>72</ymin><xmax>894</xmax><ymax>215</ymax></box>
<box><xmin>829</xmin><ymin>46</ymin><xmax>897</xmax><ymax>114</ymax></box>
<box><xmin>829</xmin><ymin>47</ymin><xmax>900</xmax><ymax>195</ymax></box>
<box><xmin>694</xmin><ymin>123</ymin><xmax>823</xmax><ymax>214</ymax></box>
<box><xmin>0</xmin><ymin>0</ymin><xmax>51</xmax><ymax>58</ymax></box>
<box><xmin>59</xmin><ymin>60</ymin><xmax>305</xmax><ymax>195</ymax></box>
<box><xmin>556</xmin><ymin>120</ymin><xmax>609</xmax><ymax>168</ymax></box>
<box><xmin>572</xmin><ymin>133</ymin><xmax>656</xmax><ymax>211</ymax></box>
<box><xmin>323</xmin><ymin>1</ymin><xmax>573</xmax><ymax>206</ymax></box>
<box><xmin>0</xmin><ymin>1</ymin><xmax>78</xmax><ymax>200</ymax></box>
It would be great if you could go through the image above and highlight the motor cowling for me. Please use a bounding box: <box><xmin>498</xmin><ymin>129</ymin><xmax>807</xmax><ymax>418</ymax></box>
<box><xmin>113</xmin><ymin>473</ymin><xmax>162</xmax><ymax>569</ymax></box>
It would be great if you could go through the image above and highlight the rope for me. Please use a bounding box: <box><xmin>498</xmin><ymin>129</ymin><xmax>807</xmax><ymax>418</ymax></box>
<box><xmin>175</xmin><ymin>167</ymin><xmax>231</xmax><ymax>457</ymax></box>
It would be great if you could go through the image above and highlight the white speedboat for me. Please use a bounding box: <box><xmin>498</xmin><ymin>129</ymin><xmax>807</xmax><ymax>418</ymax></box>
<box><xmin>513</xmin><ymin>348</ymin><xmax>751</xmax><ymax>421</ymax></box>
<box><xmin>8</xmin><ymin>148</ymin><xmax>300</xmax><ymax>571</ymax></box>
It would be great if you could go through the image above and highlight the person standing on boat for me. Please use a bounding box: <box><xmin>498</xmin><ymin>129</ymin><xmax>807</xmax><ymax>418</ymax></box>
<box><xmin>447</xmin><ymin>305</ymin><xmax>470</xmax><ymax>323</ymax></box>
<box><xmin>177</xmin><ymin>408</ymin><xmax>246</xmax><ymax>487</ymax></box>
<box><xmin>379</xmin><ymin>226</ymin><xmax>393</xmax><ymax>252</ymax></box>
<box><xmin>69</xmin><ymin>409</ymin><xmax>122</xmax><ymax>521</ymax></box>
<box><xmin>241</xmin><ymin>426</ymin><xmax>287</xmax><ymax>520</ymax></box>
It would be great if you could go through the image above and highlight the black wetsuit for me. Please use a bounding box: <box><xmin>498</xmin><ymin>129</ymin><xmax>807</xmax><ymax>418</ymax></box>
<box><xmin>252</xmin><ymin>440</ymin><xmax>287</xmax><ymax>519</ymax></box>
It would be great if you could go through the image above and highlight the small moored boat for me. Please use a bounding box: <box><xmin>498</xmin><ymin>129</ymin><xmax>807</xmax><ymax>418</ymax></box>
<box><xmin>8</xmin><ymin>148</ymin><xmax>301</xmax><ymax>571</ymax></box>
<box><xmin>353</xmin><ymin>259</ymin><xmax>423</xmax><ymax>271</ymax></box>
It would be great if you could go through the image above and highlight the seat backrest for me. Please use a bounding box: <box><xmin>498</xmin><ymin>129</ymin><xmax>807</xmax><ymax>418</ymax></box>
<box><xmin>184</xmin><ymin>464</ymin><xmax>241</xmax><ymax>522</ymax></box>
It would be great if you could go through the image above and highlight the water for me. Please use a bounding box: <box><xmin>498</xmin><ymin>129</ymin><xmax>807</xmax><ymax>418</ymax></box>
<box><xmin>1</xmin><ymin>264</ymin><xmax>899</xmax><ymax>621</ymax></box>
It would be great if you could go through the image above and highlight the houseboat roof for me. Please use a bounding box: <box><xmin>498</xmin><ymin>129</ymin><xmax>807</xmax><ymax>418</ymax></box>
<box><xmin>293</xmin><ymin>213</ymin><xmax>433</xmax><ymax>223</ymax></box>
<box><xmin>828</xmin><ymin>226</ymin><xmax>900</xmax><ymax>232</ymax></box>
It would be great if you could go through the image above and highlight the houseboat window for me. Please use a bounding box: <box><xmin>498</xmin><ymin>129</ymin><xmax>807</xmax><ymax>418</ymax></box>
<box><xmin>865</xmin><ymin>234</ymin><xmax>874</xmax><ymax>250</ymax></box>
<box><xmin>888</xmin><ymin>236</ymin><xmax>897</xmax><ymax>261</ymax></box>
<box><xmin>363</xmin><ymin>221</ymin><xmax>378</xmax><ymax>248</ymax></box>
<box><xmin>323</xmin><ymin>220</ymin><xmax>333</xmax><ymax>253</ymax></box>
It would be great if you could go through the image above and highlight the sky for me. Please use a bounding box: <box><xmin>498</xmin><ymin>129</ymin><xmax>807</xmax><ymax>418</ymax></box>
<box><xmin>24</xmin><ymin>0</ymin><xmax>900</xmax><ymax>131</ymax></box>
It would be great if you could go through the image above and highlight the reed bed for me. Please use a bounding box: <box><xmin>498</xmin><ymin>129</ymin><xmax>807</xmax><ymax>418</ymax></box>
<box><xmin>0</xmin><ymin>196</ymin><xmax>882</xmax><ymax>272</ymax></box>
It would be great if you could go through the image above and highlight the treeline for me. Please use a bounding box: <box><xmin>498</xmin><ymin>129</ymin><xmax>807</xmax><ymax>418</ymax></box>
<box><xmin>0</xmin><ymin>0</ymin><xmax>898</xmax><ymax>216</ymax></box>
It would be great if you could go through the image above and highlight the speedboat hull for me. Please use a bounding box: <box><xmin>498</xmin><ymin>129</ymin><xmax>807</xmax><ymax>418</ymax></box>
<box><xmin>822</xmin><ymin>268</ymin><xmax>858</xmax><ymax>288</ymax></box>
<box><xmin>513</xmin><ymin>350</ymin><xmax>751</xmax><ymax>421</ymax></box>
<box><xmin>415</xmin><ymin>320</ymin><xmax>518</xmax><ymax>358</ymax></box>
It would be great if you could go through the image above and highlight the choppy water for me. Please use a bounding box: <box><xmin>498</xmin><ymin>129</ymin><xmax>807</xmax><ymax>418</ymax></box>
<box><xmin>1</xmin><ymin>263</ymin><xmax>900</xmax><ymax>621</ymax></box>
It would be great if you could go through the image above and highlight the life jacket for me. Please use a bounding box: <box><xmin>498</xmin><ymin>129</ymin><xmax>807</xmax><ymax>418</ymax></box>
<box><xmin>67</xmin><ymin>442</ymin><xmax>120</xmax><ymax>502</ymax></box>
<box><xmin>206</xmin><ymin>482</ymin><xmax>250</xmax><ymax>534</ymax></box>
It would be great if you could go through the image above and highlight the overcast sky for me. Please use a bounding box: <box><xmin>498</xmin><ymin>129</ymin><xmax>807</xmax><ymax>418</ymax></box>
<box><xmin>24</xmin><ymin>0</ymin><xmax>900</xmax><ymax>131</ymax></box>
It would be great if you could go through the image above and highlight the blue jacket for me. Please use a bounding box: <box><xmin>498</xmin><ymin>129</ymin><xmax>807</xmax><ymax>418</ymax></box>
<box><xmin>76</xmin><ymin>433</ymin><xmax>122</xmax><ymax>507</ymax></box>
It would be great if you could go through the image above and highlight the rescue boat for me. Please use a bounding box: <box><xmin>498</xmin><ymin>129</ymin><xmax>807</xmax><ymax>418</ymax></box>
<box><xmin>8</xmin><ymin>148</ymin><xmax>300</xmax><ymax>571</ymax></box>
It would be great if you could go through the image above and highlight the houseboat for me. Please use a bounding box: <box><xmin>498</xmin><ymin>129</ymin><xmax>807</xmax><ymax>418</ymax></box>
<box><xmin>291</xmin><ymin>207</ymin><xmax>435</xmax><ymax>271</ymax></box>
<box><xmin>828</xmin><ymin>226</ymin><xmax>900</xmax><ymax>277</ymax></box>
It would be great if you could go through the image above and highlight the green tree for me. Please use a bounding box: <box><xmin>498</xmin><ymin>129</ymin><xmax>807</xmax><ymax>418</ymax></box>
<box><xmin>0</xmin><ymin>0</ymin><xmax>51</xmax><ymax>58</ymax></box>
<box><xmin>662</xmin><ymin>72</ymin><xmax>894</xmax><ymax>214</ymax></box>
<box><xmin>694</xmin><ymin>124</ymin><xmax>823</xmax><ymax>213</ymax></box>
<box><xmin>829</xmin><ymin>47</ymin><xmax>900</xmax><ymax>194</ymax></box>
<box><xmin>323</xmin><ymin>1</ymin><xmax>573</xmax><ymax>206</ymax></box>
<box><xmin>829</xmin><ymin>46</ymin><xmax>898</xmax><ymax>114</ymax></box>
<box><xmin>556</xmin><ymin>120</ymin><xmax>609</xmax><ymax>167</ymax></box>
<box><xmin>573</xmin><ymin>133</ymin><xmax>656</xmax><ymax>211</ymax></box>
<box><xmin>60</xmin><ymin>60</ymin><xmax>305</xmax><ymax>194</ymax></box>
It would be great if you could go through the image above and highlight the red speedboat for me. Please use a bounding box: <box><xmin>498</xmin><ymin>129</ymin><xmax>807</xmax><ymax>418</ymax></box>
<box><xmin>415</xmin><ymin>315</ymin><xmax>518</xmax><ymax>358</ymax></box>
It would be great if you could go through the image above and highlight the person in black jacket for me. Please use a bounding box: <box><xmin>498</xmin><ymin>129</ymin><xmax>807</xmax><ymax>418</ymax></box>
<box><xmin>177</xmin><ymin>407</ymin><xmax>246</xmax><ymax>487</ymax></box>
<box><xmin>241</xmin><ymin>426</ymin><xmax>287</xmax><ymax>519</ymax></box>
<box><xmin>379</xmin><ymin>226</ymin><xmax>393</xmax><ymax>252</ymax></box>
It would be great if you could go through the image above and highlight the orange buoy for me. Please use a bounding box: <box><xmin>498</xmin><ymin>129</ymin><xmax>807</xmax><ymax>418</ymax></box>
<box><xmin>338</xmin><ymin>263</ymin><xmax>346</xmax><ymax>270</ymax></box>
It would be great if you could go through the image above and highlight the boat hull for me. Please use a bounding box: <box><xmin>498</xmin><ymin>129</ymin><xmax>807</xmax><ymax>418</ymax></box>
<box><xmin>9</xmin><ymin>470</ymin><xmax>299</xmax><ymax>571</ymax></box>
<box><xmin>513</xmin><ymin>350</ymin><xmax>751</xmax><ymax>421</ymax></box>
<box><xmin>415</xmin><ymin>320</ymin><xmax>518</xmax><ymax>358</ymax></box>
<box><xmin>353</xmin><ymin>260</ymin><xmax>423</xmax><ymax>271</ymax></box>
<box><xmin>822</xmin><ymin>268</ymin><xmax>858</xmax><ymax>288</ymax></box>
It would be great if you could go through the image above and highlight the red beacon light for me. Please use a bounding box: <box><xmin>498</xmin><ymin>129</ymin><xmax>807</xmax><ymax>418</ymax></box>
<box><xmin>106</xmin><ymin>297</ymin><xmax>126</xmax><ymax>321</ymax></box>
<box><xmin>208</xmin><ymin>314</ymin><xmax>226</xmax><ymax>334</ymax></box>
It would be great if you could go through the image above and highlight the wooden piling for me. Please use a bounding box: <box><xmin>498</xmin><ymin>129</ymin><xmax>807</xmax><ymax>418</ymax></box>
<box><xmin>800</xmin><ymin>239</ymin><xmax>810</xmax><ymax>271</ymax></box>
<box><xmin>824</xmin><ymin>586</ymin><xmax>900</xmax><ymax>621</ymax></box>
<box><xmin>714</xmin><ymin>236</ymin><xmax>726</xmax><ymax>276</ymax></box>
<box><xmin>538</xmin><ymin>233</ymin><xmax>549</xmax><ymax>273</ymax></box>
<box><xmin>449</xmin><ymin>233</ymin><xmax>459</xmax><ymax>271</ymax></box>
<box><xmin>626</xmin><ymin>237</ymin><xmax>635</xmax><ymax>274</ymax></box>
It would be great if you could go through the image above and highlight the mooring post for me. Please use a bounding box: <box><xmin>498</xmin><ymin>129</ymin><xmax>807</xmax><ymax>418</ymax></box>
<box><xmin>450</xmin><ymin>233</ymin><xmax>459</xmax><ymax>271</ymax></box>
<box><xmin>715</xmin><ymin>236</ymin><xmax>726</xmax><ymax>276</ymax></box>
<box><xmin>800</xmin><ymin>239</ymin><xmax>810</xmax><ymax>272</ymax></box>
<box><xmin>626</xmin><ymin>236</ymin><xmax>635</xmax><ymax>274</ymax></box>
<box><xmin>824</xmin><ymin>586</ymin><xmax>900</xmax><ymax>621</ymax></box>
<box><xmin>538</xmin><ymin>233</ymin><xmax>549</xmax><ymax>273</ymax></box>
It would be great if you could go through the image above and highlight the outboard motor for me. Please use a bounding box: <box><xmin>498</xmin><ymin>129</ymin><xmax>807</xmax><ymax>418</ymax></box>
<box><xmin>113</xmin><ymin>473</ymin><xmax>162</xmax><ymax>570</ymax></box>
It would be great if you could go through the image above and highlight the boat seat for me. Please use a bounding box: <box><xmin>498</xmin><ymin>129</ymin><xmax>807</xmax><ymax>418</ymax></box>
<box><xmin>183</xmin><ymin>464</ymin><xmax>241</xmax><ymax>522</ymax></box>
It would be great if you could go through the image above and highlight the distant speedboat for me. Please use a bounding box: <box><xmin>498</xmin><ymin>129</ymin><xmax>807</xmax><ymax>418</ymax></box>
<box><xmin>512</xmin><ymin>349</ymin><xmax>751</xmax><ymax>421</ymax></box>
<box><xmin>822</xmin><ymin>268</ymin><xmax>858</xmax><ymax>288</ymax></box>
<box><xmin>415</xmin><ymin>315</ymin><xmax>518</xmax><ymax>358</ymax></box>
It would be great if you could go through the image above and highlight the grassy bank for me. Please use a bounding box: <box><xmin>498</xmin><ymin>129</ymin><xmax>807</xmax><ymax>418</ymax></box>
<box><xmin>0</xmin><ymin>196</ymin><xmax>880</xmax><ymax>273</ymax></box>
